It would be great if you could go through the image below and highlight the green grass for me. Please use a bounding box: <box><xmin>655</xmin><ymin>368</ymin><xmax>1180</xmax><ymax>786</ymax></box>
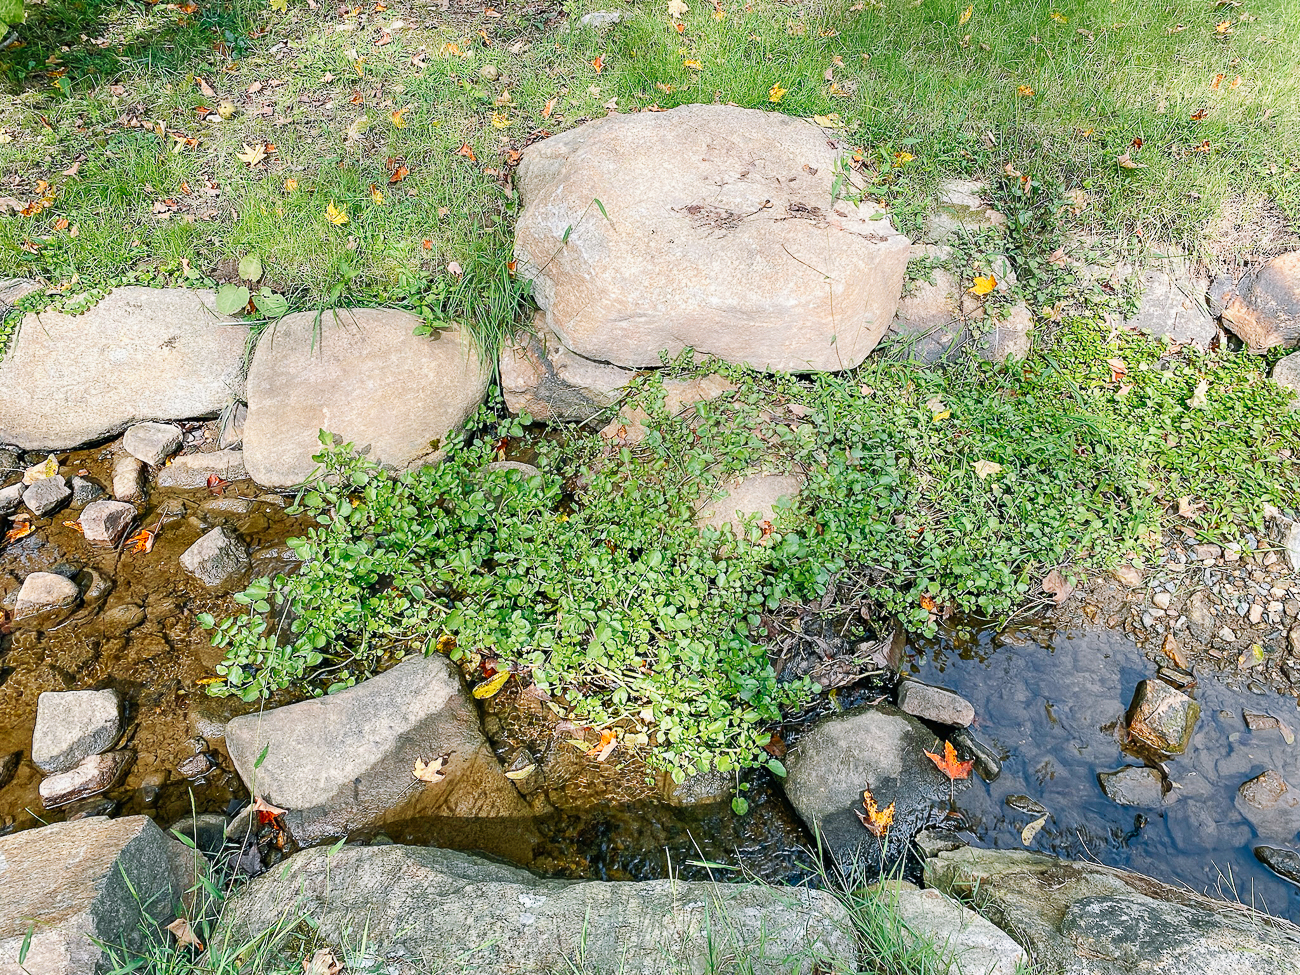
<box><xmin>0</xmin><ymin>0</ymin><xmax>1295</xmax><ymax>354</ymax></box>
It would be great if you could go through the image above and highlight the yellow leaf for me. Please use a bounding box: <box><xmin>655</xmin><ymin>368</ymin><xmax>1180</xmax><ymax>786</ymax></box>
<box><xmin>505</xmin><ymin>764</ymin><xmax>536</xmax><ymax>780</ymax></box>
<box><xmin>236</xmin><ymin>143</ymin><xmax>267</xmax><ymax>167</ymax></box>
<box><xmin>1016</xmin><ymin>85</ymin><xmax>1034</xmax><ymax>97</ymax></box>
<box><xmin>22</xmin><ymin>454</ymin><xmax>58</xmax><ymax>485</ymax></box>
<box><xmin>667</xmin><ymin>0</ymin><xmax>688</xmax><ymax>19</ymax></box>
<box><xmin>768</xmin><ymin>82</ymin><xmax>787</xmax><ymax>103</ymax></box>
<box><xmin>892</xmin><ymin>151</ymin><xmax>913</xmax><ymax>166</ymax></box>
<box><xmin>1188</xmin><ymin>377</ymin><xmax>1209</xmax><ymax>409</ymax></box>
<box><xmin>354</xmin><ymin>57</ymin><xmax>366</xmax><ymax>77</ymax></box>
<box><xmin>970</xmin><ymin>274</ymin><xmax>996</xmax><ymax>295</ymax></box>
<box><xmin>370</xmin><ymin>185</ymin><xmax>384</xmax><ymax>205</ymax></box>
<box><xmin>283</xmin><ymin>177</ymin><xmax>298</xmax><ymax>193</ymax></box>
<box><xmin>472</xmin><ymin>670</ymin><xmax>511</xmax><ymax>699</ymax></box>
<box><xmin>973</xmin><ymin>459</ymin><xmax>1003</xmax><ymax>479</ymax></box>
<box><xmin>268</xmin><ymin>0</ymin><xmax>287</xmax><ymax>11</ymax></box>
<box><xmin>390</xmin><ymin>107</ymin><xmax>407</xmax><ymax>128</ymax></box>
<box><xmin>812</xmin><ymin>113</ymin><xmax>843</xmax><ymax>128</ymax></box>
<box><xmin>1021</xmin><ymin>813</ymin><xmax>1048</xmax><ymax>845</ymax></box>
<box><xmin>491</xmin><ymin>111</ymin><xmax>511</xmax><ymax>128</ymax></box>
<box><xmin>683</xmin><ymin>58</ymin><xmax>702</xmax><ymax>69</ymax></box>
<box><xmin>324</xmin><ymin>200</ymin><xmax>349</xmax><ymax>225</ymax></box>
<box><xmin>925</xmin><ymin>395</ymin><xmax>951</xmax><ymax>421</ymax></box>
<box><xmin>1049</xmin><ymin>11</ymin><xmax>1066</xmax><ymax>23</ymax></box>
<box><xmin>958</xmin><ymin>4</ymin><xmax>971</xmax><ymax>25</ymax></box>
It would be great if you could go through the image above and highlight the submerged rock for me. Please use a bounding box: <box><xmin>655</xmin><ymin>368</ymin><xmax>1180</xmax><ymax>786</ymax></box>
<box><xmin>122</xmin><ymin>421</ymin><xmax>183</xmax><ymax>467</ymax></box>
<box><xmin>950</xmin><ymin>726</ymin><xmax>1002</xmax><ymax>782</ymax></box>
<box><xmin>223</xmin><ymin>655</ymin><xmax>537</xmax><ymax>856</ymax></box>
<box><xmin>515</xmin><ymin>104</ymin><xmax>910</xmax><ymax>373</ymax></box>
<box><xmin>69</xmin><ymin>475</ymin><xmax>105</xmax><ymax>507</ymax></box>
<box><xmin>1256</xmin><ymin>846</ymin><xmax>1300</xmax><ymax>887</ymax></box>
<box><xmin>0</xmin><ymin>287</ymin><xmax>249</xmax><ymax>450</ymax></box>
<box><xmin>1238</xmin><ymin>769</ymin><xmax>1293</xmax><ymax>810</ymax></box>
<box><xmin>1098</xmin><ymin>765</ymin><xmax>1166</xmax><ymax>807</ymax></box>
<box><xmin>0</xmin><ymin>816</ymin><xmax>202</xmax><ymax>975</ymax></box>
<box><xmin>0</xmin><ymin>751</ymin><xmax>19</xmax><ymax>790</ymax></box>
<box><xmin>243</xmin><ymin>309</ymin><xmax>490</xmax><ymax>488</ymax></box>
<box><xmin>31</xmin><ymin>689</ymin><xmax>122</xmax><ymax>774</ymax></box>
<box><xmin>179</xmin><ymin>526</ymin><xmax>249</xmax><ymax>588</ymax></box>
<box><xmin>14</xmin><ymin>571</ymin><xmax>80</xmax><ymax>620</ymax></box>
<box><xmin>222</xmin><ymin>844</ymin><xmax>857</xmax><ymax>975</ymax></box>
<box><xmin>1126</xmin><ymin>679</ymin><xmax>1199</xmax><ymax>754</ymax></box>
<box><xmin>781</xmin><ymin>704</ymin><xmax>950</xmax><ymax>872</ymax></box>
<box><xmin>925</xmin><ymin>846</ymin><xmax>1300</xmax><ymax>975</ymax></box>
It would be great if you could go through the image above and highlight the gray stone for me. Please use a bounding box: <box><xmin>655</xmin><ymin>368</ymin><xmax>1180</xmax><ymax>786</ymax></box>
<box><xmin>695</xmin><ymin>472</ymin><xmax>803</xmax><ymax>536</ymax></box>
<box><xmin>0</xmin><ymin>482</ymin><xmax>21</xmax><ymax>516</ymax></box>
<box><xmin>887</xmin><ymin>268</ymin><xmax>967</xmax><ymax>363</ymax></box>
<box><xmin>224</xmin><ymin>655</ymin><xmax>537</xmax><ymax>854</ymax></box>
<box><xmin>1238</xmin><ymin>769</ymin><xmax>1291</xmax><ymax>810</ymax></box>
<box><xmin>154</xmin><ymin>448</ymin><xmax>246</xmax><ymax>489</ymax></box>
<box><xmin>78</xmin><ymin>501</ymin><xmax>136</xmax><ymax>547</ymax></box>
<box><xmin>1098</xmin><ymin>765</ymin><xmax>1166</xmax><ymax>807</ymax></box>
<box><xmin>1272</xmin><ymin>351</ymin><xmax>1300</xmax><ymax>408</ymax></box>
<box><xmin>516</xmin><ymin>105</ymin><xmax>911</xmax><ymax>373</ymax></box>
<box><xmin>925</xmin><ymin>846</ymin><xmax>1300</xmax><ymax>975</ymax></box>
<box><xmin>1208</xmin><ymin>270</ymin><xmax>1236</xmax><ymax>317</ymax></box>
<box><xmin>658</xmin><ymin>769</ymin><xmax>732</xmax><ymax>806</ymax></box>
<box><xmin>974</xmin><ymin>301</ymin><xmax>1033</xmax><ymax>362</ymax></box>
<box><xmin>872</xmin><ymin>881</ymin><xmax>1027</xmax><ymax>975</ymax></box>
<box><xmin>243</xmin><ymin>309</ymin><xmax>490</xmax><ymax>488</ymax></box>
<box><xmin>38</xmin><ymin>751</ymin><xmax>133</xmax><ymax>809</ymax></box>
<box><xmin>926</xmin><ymin>180</ymin><xmax>1007</xmax><ymax>241</ymax></box>
<box><xmin>167</xmin><ymin>813</ymin><xmax>229</xmax><ymax>858</ymax></box>
<box><xmin>578</xmin><ymin>8</ymin><xmax>623</xmax><ymax>27</ymax></box>
<box><xmin>498</xmin><ymin>313</ymin><xmax>635</xmax><ymax>422</ymax></box>
<box><xmin>32</xmin><ymin>690</ymin><xmax>122</xmax><ymax>774</ymax></box>
<box><xmin>1126</xmin><ymin>679</ymin><xmax>1199</xmax><ymax>754</ymax></box>
<box><xmin>950</xmin><ymin>726</ymin><xmax>1002</xmax><ymax>781</ymax></box>
<box><xmin>122</xmin><ymin>422</ymin><xmax>183</xmax><ymax>467</ymax></box>
<box><xmin>1256</xmin><ymin>846</ymin><xmax>1300</xmax><ymax>887</ymax></box>
<box><xmin>111</xmin><ymin>456</ymin><xmax>145</xmax><ymax>503</ymax></box>
<box><xmin>218</xmin><ymin>402</ymin><xmax>246</xmax><ymax>449</ymax></box>
<box><xmin>0</xmin><ymin>447</ymin><xmax>20</xmax><ymax>485</ymax></box>
<box><xmin>896</xmin><ymin>679</ymin><xmax>975</xmax><ymax>727</ymax></box>
<box><xmin>0</xmin><ymin>287</ymin><xmax>249</xmax><ymax>450</ymax></box>
<box><xmin>23</xmin><ymin>475</ymin><xmax>70</xmax><ymax>517</ymax></box>
<box><xmin>0</xmin><ymin>751</ymin><xmax>19</xmax><ymax>790</ymax></box>
<box><xmin>178</xmin><ymin>527</ymin><xmax>248</xmax><ymax>588</ymax></box>
<box><xmin>1221</xmin><ymin>252</ymin><xmax>1300</xmax><ymax>351</ymax></box>
<box><xmin>782</xmin><ymin>704</ymin><xmax>950</xmax><ymax>872</ymax></box>
<box><xmin>69</xmin><ymin>476</ymin><xmax>104</xmax><ymax>507</ymax></box>
<box><xmin>1125</xmin><ymin>258</ymin><xmax>1216</xmax><ymax>349</ymax></box>
<box><xmin>0</xmin><ymin>816</ymin><xmax>202</xmax><ymax>975</ymax></box>
<box><xmin>222</xmin><ymin>844</ymin><xmax>856</xmax><ymax>975</ymax></box>
<box><xmin>14</xmin><ymin>571</ymin><xmax>80</xmax><ymax>620</ymax></box>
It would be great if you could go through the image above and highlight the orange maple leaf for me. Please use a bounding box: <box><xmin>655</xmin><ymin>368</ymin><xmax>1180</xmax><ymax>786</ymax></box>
<box><xmin>855</xmin><ymin>787</ymin><xmax>895</xmax><ymax>838</ymax></box>
<box><xmin>591</xmin><ymin>55</ymin><xmax>604</xmax><ymax>73</ymax></box>
<box><xmin>969</xmin><ymin>274</ymin><xmax>996</xmax><ymax>296</ymax></box>
<box><xmin>3</xmin><ymin>521</ymin><xmax>35</xmax><ymax>544</ymax></box>
<box><xmin>926</xmin><ymin>740</ymin><xmax>974</xmax><ymax>800</ymax></box>
<box><xmin>455</xmin><ymin>143</ymin><xmax>477</xmax><ymax>163</ymax></box>
<box><xmin>125</xmin><ymin>527</ymin><xmax>157</xmax><ymax>554</ymax></box>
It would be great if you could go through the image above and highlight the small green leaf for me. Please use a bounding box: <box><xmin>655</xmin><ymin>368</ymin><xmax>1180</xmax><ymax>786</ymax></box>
<box><xmin>254</xmin><ymin>743</ymin><xmax>270</xmax><ymax>769</ymax></box>
<box><xmin>237</xmin><ymin>252</ymin><xmax>264</xmax><ymax>283</ymax></box>
<box><xmin>252</xmin><ymin>289</ymin><xmax>289</xmax><ymax>319</ymax></box>
<box><xmin>766</xmin><ymin>759</ymin><xmax>786</xmax><ymax>778</ymax></box>
<box><xmin>215</xmin><ymin>284</ymin><xmax>250</xmax><ymax>315</ymax></box>
<box><xmin>594</xmin><ymin>197</ymin><xmax>608</xmax><ymax>220</ymax></box>
<box><xmin>731</xmin><ymin>796</ymin><xmax>749</xmax><ymax>816</ymax></box>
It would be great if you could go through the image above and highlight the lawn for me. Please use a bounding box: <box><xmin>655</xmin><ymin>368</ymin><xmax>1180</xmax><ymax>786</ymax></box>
<box><xmin>0</xmin><ymin>0</ymin><xmax>1295</xmax><ymax>340</ymax></box>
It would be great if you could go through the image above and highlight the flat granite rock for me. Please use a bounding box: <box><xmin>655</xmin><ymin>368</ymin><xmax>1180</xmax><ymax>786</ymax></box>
<box><xmin>0</xmin><ymin>288</ymin><xmax>249</xmax><ymax>450</ymax></box>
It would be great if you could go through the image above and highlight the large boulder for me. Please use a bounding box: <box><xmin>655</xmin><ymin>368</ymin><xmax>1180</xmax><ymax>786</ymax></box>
<box><xmin>1221</xmin><ymin>252</ymin><xmax>1300</xmax><ymax>351</ymax></box>
<box><xmin>223</xmin><ymin>654</ymin><xmax>536</xmax><ymax>857</ymax></box>
<box><xmin>0</xmin><ymin>816</ymin><xmax>203</xmax><ymax>975</ymax></box>
<box><xmin>242</xmin><ymin>309</ymin><xmax>490</xmax><ymax>488</ymax></box>
<box><xmin>0</xmin><ymin>288</ymin><xmax>248</xmax><ymax>450</ymax></box>
<box><xmin>222</xmin><ymin>844</ymin><xmax>856</xmax><ymax>975</ymax></box>
<box><xmin>514</xmin><ymin>105</ymin><xmax>911</xmax><ymax>373</ymax></box>
<box><xmin>781</xmin><ymin>704</ymin><xmax>950</xmax><ymax>872</ymax></box>
<box><xmin>925</xmin><ymin>846</ymin><xmax>1300</xmax><ymax>975</ymax></box>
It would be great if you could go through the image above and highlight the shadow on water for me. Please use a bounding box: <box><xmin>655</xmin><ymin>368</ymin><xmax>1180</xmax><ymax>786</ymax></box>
<box><xmin>905</xmin><ymin>619</ymin><xmax>1300</xmax><ymax>923</ymax></box>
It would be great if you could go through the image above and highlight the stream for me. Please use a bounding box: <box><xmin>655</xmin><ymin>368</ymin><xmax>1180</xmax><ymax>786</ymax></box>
<box><xmin>2</xmin><ymin>451</ymin><xmax>1298</xmax><ymax>925</ymax></box>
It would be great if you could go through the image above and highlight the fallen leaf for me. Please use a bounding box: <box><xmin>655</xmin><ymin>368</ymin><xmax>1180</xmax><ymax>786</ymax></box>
<box><xmin>1041</xmin><ymin>569</ymin><xmax>1075</xmax><ymax>605</ymax></box>
<box><xmin>667</xmin><ymin>0</ymin><xmax>688</xmax><ymax>19</ymax></box>
<box><xmin>447</xmin><ymin>261</ymin><xmax>463</xmax><ymax>277</ymax></box>
<box><xmin>236</xmin><ymin>143</ymin><xmax>267</xmax><ymax>167</ymax></box>
<box><xmin>1188</xmin><ymin>377</ymin><xmax>1209</xmax><ymax>409</ymax></box>
<box><xmin>63</xmin><ymin>520</ymin><xmax>85</xmax><ymax>534</ymax></box>
<box><xmin>412</xmin><ymin>756</ymin><xmax>447</xmax><ymax>783</ymax></box>
<box><xmin>587</xmin><ymin>728</ymin><xmax>618</xmax><ymax>761</ymax></box>
<box><xmin>252</xmin><ymin>795</ymin><xmax>288</xmax><ymax>824</ymax></box>
<box><xmin>369</xmin><ymin>184</ymin><xmax>385</xmax><ymax>205</ymax></box>
<box><xmin>591</xmin><ymin>55</ymin><xmax>604</xmax><ymax>73</ymax></box>
<box><xmin>1021</xmin><ymin>813</ymin><xmax>1048</xmax><ymax>845</ymax></box>
<box><xmin>283</xmin><ymin>177</ymin><xmax>298</xmax><ymax>193</ymax></box>
<box><xmin>125</xmin><ymin>527</ymin><xmax>157</xmax><ymax>554</ymax></box>
<box><xmin>1116</xmin><ymin>152</ymin><xmax>1146</xmax><ymax>169</ymax></box>
<box><xmin>303</xmin><ymin>948</ymin><xmax>342</xmax><ymax>975</ymax></box>
<box><xmin>855</xmin><ymin>787</ymin><xmax>896</xmax><ymax>837</ymax></box>
<box><xmin>456</xmin><ymin>142</ymin><xmax>477</xmax><ymax>162</ymax></box>
<box><xmin>3</xmin><ymin>519</ymin><xmax>34</xmax><ymax>545</ymax></box>
<box><xmin>973</xmin><ymin>459</ymin><xmax>1003</xmax><ymax>479</ymax></box>
<box><xmin>196</xmin><ymin>76</ymin><xmax>217</xmax><ymax>98</ymax></box>
<box><xmin>505</xmin><ymin>764</ymin><xmax>536</xmax><ymax>780</ymax></box>
<box><xmin>22</xmin><ymin>454</ymin><xmax>58</xmax><ymax>485</ymax></box>
<box><xmin>925</xmin><ymin>395</ymin><xmax>951</xmax><ymax>421</ymax></box>
<box><xmin>390</xmin><ymin>107</ymin><xmax>407</xmax><ymax>127</ymax></box>
<box><xmin>925</xmin><ymin>740</ymin><xmax>974</xmax><ymax>799</ymax></box>
<box><xmin>542</xmin><ymin>97</ymin><xmax>556</xmax><ymax>119</ymax></box>
<box><xmin>1016</xmin><ymin>85</ymin><xmax>1034</xmax><ymax>97</ymax></box>
<box><xmin>472</xmin><ymin>670</ymin><xmax>511</xmax><ymax>699</ymax></box>
<box><xmin>682</xmin><ymin>58</ymin><xmax>702</xmax><ymax>69</ymax></box>
<box><xmin>1050</xmin><ymin>11</ymin><xmax>1066</xmax><ymax>23</ymax></box>
<box><xmin>812</xmin><ymin>113</ymin><xmax>843</xmax><ymax>128</ymax></box>
<box><xmin>768</xmin><ymin>82</ymin><xmax>787</xmax><ymax>104</ymax></box>
<box><xmin>958</xmin><ymin>4</ymin><xmax>971</xmax><ymax>25</ymax></box>
<box><xmin>1211</xmin><ymin>73</ymin><xmax>1225</xmax><ymax>89</ymax></box>
<box><xmin>970</xmin><ymin>274</ymin><xmax>996</xmax><ymax>296</ymax></box>
<box><xmin>491</xmin><ymin>111</ymin><xmax>511</xmax><ymax>128</ymax></box>
<box><xmin>325</xmin><ymin>201</ymin><xmax>349</xmax><ymax>225</ymax></box>
<box><xmin>1107</xmin><ymin>357</ymin><xmax>1128</xmax><ymax>381</ymax></box>
<box><xmin>166</xmin><ymin>918</ymin><xmax>203</xmax><ymax>949</ymax></box>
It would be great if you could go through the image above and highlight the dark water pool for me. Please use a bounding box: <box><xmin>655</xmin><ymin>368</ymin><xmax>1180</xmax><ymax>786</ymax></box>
<box><xmin>905</xmin><ymin>621</ymin><xmax>1300</xmax><ymax>922</ymax></box>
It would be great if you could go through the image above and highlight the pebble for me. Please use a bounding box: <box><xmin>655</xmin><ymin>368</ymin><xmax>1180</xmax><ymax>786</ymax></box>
<box><xmin>1219</xmin><ymin>626</ymin><xmax>1237</xmax><ymax>643</ymax></box>
<box><xmin>176</xmin><ymin>752</ymin><xmax>217</xmax><ymax>779</ymax></box>
<box><xmin>123</xmin><ymin>421</ymin><xmax>184</xmax><ymax>467</ymax></box>
<box><xmin>1239</xmin><ymin>769</ymin><xmax>1290</xmax><ymax>810</ymax></box>
<box><xmin>1250</xmin><ymin>604</ymin><xmax>1265</xmax><ymax>625</ymax></box>
<box><xmin>0</xmin><ymin>751</ymin><xmax>19</xmax><ymax>790</ymax></box>
<box><xmin>1152</xmin><ymin>591</ymin><xmax>1172</xmax><ymax>610</ymax></box>
<box><xmin>38</xmin><ymin>750</ymin><xmax>133</xmax><ymax>808</ymax></box>
<box><xmin>79</xmin><ymin>500</ymin><xmax>138</xmax><ymax>547</ymax></box>
<box><xmin>22</xmin><ymin>475</ymin><xmax>71</xmax><ymax>517</ymax></box>
<box><xmin>1256</xmin><ymin>846</ymin><xmax>1300</xmax><ymax>887</ymax></box>
<box><xmin>31</xmin><ymin>688</ymin><xmax>122</xmax><ymax>774</ymax></box>
<box><xmin>112</xmin><ymin>455</ymin><xmax>146</xmax><ymax>503</ymax></box>
<box><xmin>69</xmin><ymin>475</ymin><xmax>105</xmax><ymax>507</ymax></box>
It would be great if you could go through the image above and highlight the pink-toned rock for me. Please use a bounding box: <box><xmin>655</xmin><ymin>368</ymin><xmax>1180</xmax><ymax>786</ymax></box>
<box><xmin>1221</xmin><ymin>251</ymin><xmax>1300</xmax><ymax>351</ymax></box>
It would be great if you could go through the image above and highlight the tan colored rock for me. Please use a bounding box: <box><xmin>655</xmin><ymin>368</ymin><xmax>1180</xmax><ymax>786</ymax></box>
<box><xmin>975</xmin><ymin>301</ymin><xmax>1033</xmax><ymax>362</ymax></box>
<box><xmin>1220</xmin><ymin>251</ymin><xmax>1300</xmax><ymax>352</ymax></box>
<box><xmin>242</xmin><ymin>309</ymin><xmax>490</xmax><ymax>488</ymax></box>
<box><xmin>888</xmin><ymin>268</ymin><xmax>966</xmax><ymax>362</ymax></box>
<box><xmin>599</xmin><ymin>373</ymin><xmax>737</xmax><ymax>443</ymax></box>
<box><xmin>515</xmin><ymin>105</ymin><xmax>910</xmax><ymax>373</ymax></box>
<box><xmin>696</xmin><ymin>472</ymin><xmax>803</xmax><ymax>535</ymax></box>
<box><xmin>499</xmin><ymin>313</ymin><xmax>636</xmax><ymax>421</ymax></box>
<box><xmin>0</xmin><ymin>288</ymin><xmax>248</xmax><ymax>450</ymax></box>
<box><xmin>155</xmin><ymin>448</ymin><xmax>248</xmax><ymax>488</ymax></box>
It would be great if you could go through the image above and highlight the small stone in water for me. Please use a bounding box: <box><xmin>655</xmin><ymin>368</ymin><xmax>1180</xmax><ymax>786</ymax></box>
<box><xmin>1098</xmin><ymin>765</ymin><xmax>1165</xmax><ymax>807</ymax></box>
<box><xmin>1005</xmin><ymin>794</ymin><xmax>1047</xmax><ymax>817</ymax></box>
<box><xmin>1239</xmin><ymin>769</ymin><xmax>1291</xmax><ymax>810</ymax></box>
<box><xmin>39</xmin><ymin>750</ymin><xmax>133</xmax><ymax>808</ymax></box>
<box><xmin>176</xmin><ymin>752</ymin><xmax>217</xmax><ymax>779</ymax></box>
<box><xmin>1127</xmin><ymin>679</ymin><xmax>1199</xmax><ymax>754</ymax></box>
<box><xmin>22</xmin><ymin>474</ymin><xmax>71</xmax><ymax>517</ymax></box>
<box><xmin>1256</xmin><ymin>846</ymin><xmax>1300</xmax><ymax>887</ymax></box>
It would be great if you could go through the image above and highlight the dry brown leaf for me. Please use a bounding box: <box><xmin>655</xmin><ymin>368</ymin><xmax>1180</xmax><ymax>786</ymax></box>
<box><xmin>166</xmin><ymin>918</ymin><xmax>203</xmax><ymax>949</ymax></box>
<box><xmin>1041</xmin><ymin>569</ymin><xmax>1075</xmax><ymax>605</ymax></box>
<box><xmin>303</xmin><ymin>949</ymin><xmax>342</xmax><ymax>975</ymax></box>
<box><xmin>412</xmin><ymin>756</ymin><xmax>447</xmax><ymax>783</ymax></box>
<box><xmin>973</xmin><ymin>459</ymin><xmax>1003</xmax><ymax>480</ymax></box>
<box><xmin>1021</xmin><ymin>813</ymin><xmax>1048</xmax><ymax>845</ymax></box>
<box><xmin>237</xmin><ymin>143</ymin><xmax>267</xmax><ymax>167</ymax></box>
<box><xmin>1116</xmin><ymin>152</ymin><xmax>1146</xmax><ymax>169</ymax></box>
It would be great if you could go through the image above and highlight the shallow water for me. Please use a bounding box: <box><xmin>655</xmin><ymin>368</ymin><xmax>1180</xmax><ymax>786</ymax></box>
<box><xmin>905</xmin><ymin>621</ymin><xmax>1300</xmax><ymax>922</ymax></box>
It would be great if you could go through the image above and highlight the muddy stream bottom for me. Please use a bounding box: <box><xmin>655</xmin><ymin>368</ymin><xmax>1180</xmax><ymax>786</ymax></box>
<box><xmin>3</xmin><ymin>458</ymin><xmax>1297</xmax><ymax>922</ymax></box>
